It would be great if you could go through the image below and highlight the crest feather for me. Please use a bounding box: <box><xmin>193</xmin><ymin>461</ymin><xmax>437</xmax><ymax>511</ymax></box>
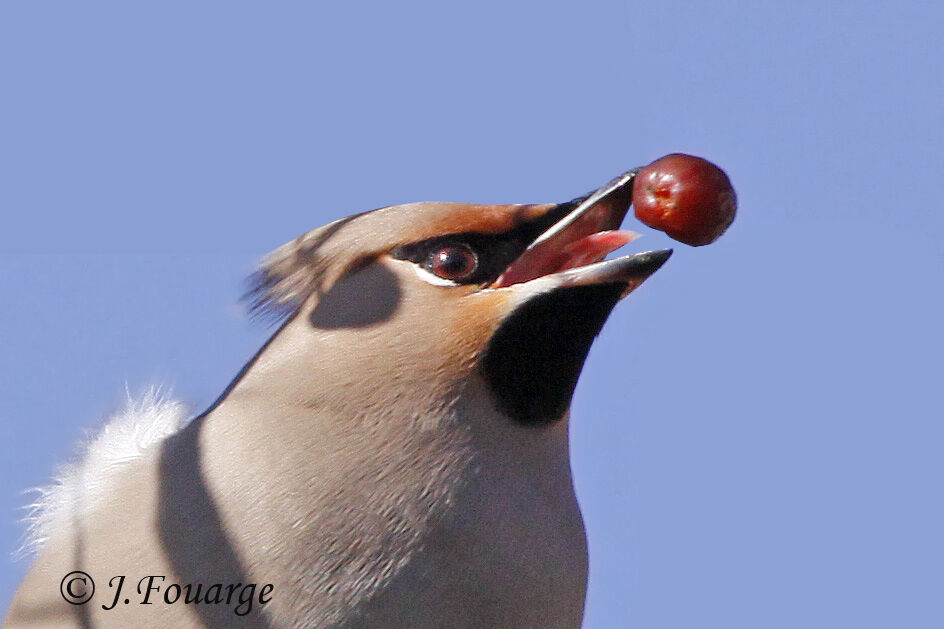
<box><xmin>244</xmin><ymin>212</ymin><xmax>369</xmax><ymax>321</ymax></box>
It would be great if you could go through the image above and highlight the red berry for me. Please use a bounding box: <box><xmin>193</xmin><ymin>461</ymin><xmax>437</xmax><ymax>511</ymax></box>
<box><xmin>632</xmin><ymin>154</ymin><xmax>736</xmax><ymax>246</ymax></box>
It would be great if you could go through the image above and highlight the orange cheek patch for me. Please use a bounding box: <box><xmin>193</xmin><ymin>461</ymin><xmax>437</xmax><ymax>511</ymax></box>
<box><xmin>442</xmin><ymin>289</ymin><xmax>515</xmax><ymax>369</ymax></box>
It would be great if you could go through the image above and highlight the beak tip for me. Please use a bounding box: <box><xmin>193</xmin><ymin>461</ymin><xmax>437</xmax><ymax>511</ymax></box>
<box><xmin>636</xmin><ymin>248</ymin><xmax>673</xmax><ymax>276</ymax></box>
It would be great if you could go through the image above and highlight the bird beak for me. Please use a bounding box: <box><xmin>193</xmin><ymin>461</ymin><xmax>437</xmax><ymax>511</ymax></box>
<box><xmin>491</xmin><ymin>169</ymin><xmax>672</xmax><ymax>295</ymax></box>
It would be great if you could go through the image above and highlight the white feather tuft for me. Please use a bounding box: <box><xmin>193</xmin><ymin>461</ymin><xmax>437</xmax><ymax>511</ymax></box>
<box><xmin>17</xmin><ymin>388</ymin><xmax>190</xmax><ymax>557</ymax></box>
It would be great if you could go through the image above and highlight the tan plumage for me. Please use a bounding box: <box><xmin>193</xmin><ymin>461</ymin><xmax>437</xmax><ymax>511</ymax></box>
<box><xmin>6</xmin><ymin>171</ymin><xmax>669</xmax><ymax>628</ymax></box>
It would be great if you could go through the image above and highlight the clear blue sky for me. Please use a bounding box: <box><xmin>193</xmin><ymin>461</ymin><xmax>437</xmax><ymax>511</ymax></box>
<box><xmin>2</xmin><ymin>1</ymin><xmax>942</xmax><ymax>626</ymax></box>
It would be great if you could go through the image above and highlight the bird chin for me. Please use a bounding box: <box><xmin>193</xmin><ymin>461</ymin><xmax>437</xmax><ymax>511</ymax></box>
<box><xmin>476</xmin><ymin>248</ymin><xmax>670</xmax><ymax>428</ymax></box>
<box><xmin>478</xmin><ymin>281</ymin><xmax>627</xmax><ymax>426</ymax></box>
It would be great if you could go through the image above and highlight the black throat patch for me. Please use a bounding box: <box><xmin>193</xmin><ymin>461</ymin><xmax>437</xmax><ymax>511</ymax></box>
<box><xmin>479</xmin><ymin>282</ymin><xmax>626</xmax><ymax>426</ymax></box>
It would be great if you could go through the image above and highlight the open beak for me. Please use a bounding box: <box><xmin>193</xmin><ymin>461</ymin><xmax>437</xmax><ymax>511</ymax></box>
<box><xmin>478</xmin><ymin>169</ymin><xmax>674</xmax><ymax>426</ymax></box>
<box><xmin>492</xmin><ymin>169</ymin><xmax>672</xmax><ymax>294</ymax></box>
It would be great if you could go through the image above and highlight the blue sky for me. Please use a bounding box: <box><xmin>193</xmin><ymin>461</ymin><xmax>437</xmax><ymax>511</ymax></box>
<box><xmin>2</xmin><ymin>1</ymin><xmax>942</xmax><ymax>626</ymax></box>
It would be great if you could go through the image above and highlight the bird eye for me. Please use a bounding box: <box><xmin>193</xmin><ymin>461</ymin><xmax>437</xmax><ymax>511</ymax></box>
<box><xmin>428</xmin><ymin>244</ymin><xmax>478</xmax><ymax>281</ymax></box>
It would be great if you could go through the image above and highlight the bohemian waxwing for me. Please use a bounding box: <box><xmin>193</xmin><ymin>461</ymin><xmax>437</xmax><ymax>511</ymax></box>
<box><xmin>6</xmin><ymin>169</ymin><xmax>670</xmax><ymax>628</ymax></box>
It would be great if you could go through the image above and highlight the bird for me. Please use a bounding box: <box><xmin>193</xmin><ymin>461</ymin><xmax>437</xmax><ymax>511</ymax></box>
<box><xmin>5</xmin><ymin>169</ymin><xmax>671</xmax><ymax>628</ymax></box>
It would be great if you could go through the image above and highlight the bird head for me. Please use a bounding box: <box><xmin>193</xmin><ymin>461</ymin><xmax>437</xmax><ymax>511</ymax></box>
<box><xmin>244</xmin><ymin>170</ymin><xmax>671</xmax><ymax>429</ymax></box>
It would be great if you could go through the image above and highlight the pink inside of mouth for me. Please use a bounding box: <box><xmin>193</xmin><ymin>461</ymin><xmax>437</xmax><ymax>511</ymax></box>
<box><xmin>492</xmin><ymin>229</ymin><xmax>638</xmax><ymax>287</ymax></box>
